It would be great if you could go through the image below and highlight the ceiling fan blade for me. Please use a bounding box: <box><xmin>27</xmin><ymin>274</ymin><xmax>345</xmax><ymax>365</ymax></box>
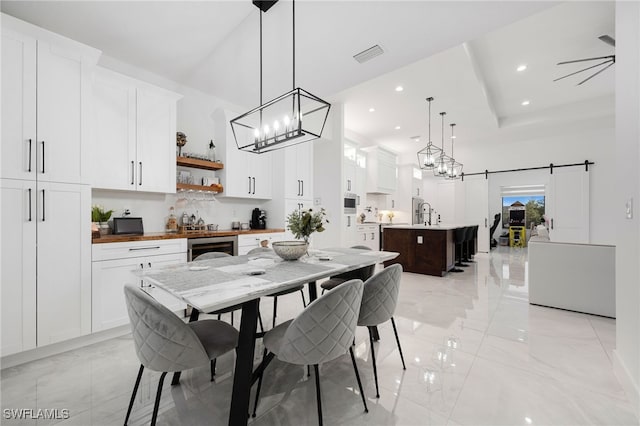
<box><xmin>577</xmin><ymin>61</ymin><xmax>615</xmax><ymax>85</ymax></box>
<box><xmin>554</xmin><ymin>59</ymin><xmax>614</xmax><ymax>82</ymax></box>
<box><xmin>557</xmin><ymin>55</ymin><xmax>615</xmax><ymax>65</ymax></box>
<box><xmin>598</xmin><ymin>35</ymin><xmax>616</xmax><ymax>47</ymax></box>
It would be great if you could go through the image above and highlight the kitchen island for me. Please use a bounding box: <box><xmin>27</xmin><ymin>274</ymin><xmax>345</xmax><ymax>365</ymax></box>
<box><xmin>382</xmin><ymin>224</ymin><xmax>472</xmax><ymax>276</ymax></box>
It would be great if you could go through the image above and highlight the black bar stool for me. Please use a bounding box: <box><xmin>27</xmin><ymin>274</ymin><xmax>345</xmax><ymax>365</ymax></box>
<box><xmin>452</xmin><ymin>227</ymin><xmax>466</xmax><ymax>272</ymax></box>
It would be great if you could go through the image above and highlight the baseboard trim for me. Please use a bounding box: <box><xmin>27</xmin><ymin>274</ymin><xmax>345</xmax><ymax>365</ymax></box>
<box><xmin>613</xmin><ymin>349</ymin><xmax>640</xmax><ymax>420</ymax></box>
<box><xmin>1</xmin><ymin>325</ymin><xmax>130</xmax><ymax>369</ymax></box>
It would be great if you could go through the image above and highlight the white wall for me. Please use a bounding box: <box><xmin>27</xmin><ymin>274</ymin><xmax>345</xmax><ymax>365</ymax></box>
<box><xmin>614</xmin><ymin>0</ymin><xmax>640</xmax><ymax>416</ymax></box>
<box><xmin>93</xmin><ymin>56</ymin><xmax>270</xmax><ymax>232</ymax></box>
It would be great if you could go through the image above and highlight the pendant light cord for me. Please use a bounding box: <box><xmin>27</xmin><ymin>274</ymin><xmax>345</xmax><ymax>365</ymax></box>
<box><xmin>440</xmin><ymin>112</ymin><xmax>446</xmax><ymax>151</ymax></box>
<box><xmin>292</xmin><ymin>0</ymin><xmax>296</xmax><ymax>90</ymax></box>
<box><xmin>450</xmin><ymin>123</ymin><xmax>455</xmax><ymax>157</ymax></box>
<box><xmin>260</xmin><ymin>10</ymin><xmax>263</xmax><ymax>106</ymax></box>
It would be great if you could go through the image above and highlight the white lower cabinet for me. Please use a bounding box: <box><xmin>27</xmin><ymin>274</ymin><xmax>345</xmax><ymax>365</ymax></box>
<box><xmin>356</xmin><ymin>224</ymin><xmax>379</xmax><ymax>251</ymax></box>
<box><xmin>238</xmin><ymin>233</ymin><xmax>285</xmax><ymax>255</ymax></box>
<box><xmin>91</xmin><ymin>239</ymin><xmax>187</xmax><ymax>332</ymax></box>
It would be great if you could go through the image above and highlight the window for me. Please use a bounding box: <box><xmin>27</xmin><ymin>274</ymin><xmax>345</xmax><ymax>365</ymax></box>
<box><xmin>502</xmin><ymin>195</ymin><xmax>545</xmax><ymax>229</ymax></box>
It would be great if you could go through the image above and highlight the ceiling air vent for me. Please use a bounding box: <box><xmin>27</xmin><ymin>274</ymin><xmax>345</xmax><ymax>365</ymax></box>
<box><xmin>353</xmin><ymin>45</ymin><xmax>384</xmax><ymax>64</ymax></box>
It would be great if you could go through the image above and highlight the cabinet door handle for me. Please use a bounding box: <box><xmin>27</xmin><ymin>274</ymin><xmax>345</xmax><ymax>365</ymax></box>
<box><xmin>347</xmin><ymin>216</ymin><xmax>351</xmax><ymax>227</ymax></box>
<box><xmin>357</xmin><ymin>195</ymin><xmax>360</xmax><ymax>206</ymax></box>
<box><xmin>363</xmin><ymin>233</ymin><xmax>366</xmax><ymax>241</ymax></box>
<box><xmin>27</xmin><ymin>139</ymin><xmax>32</xmax><ymax>172</ymax></box>
<box><xmin>297</xmin><ymin>180</ymin><xmax>301</xmax><ymax>196</ymax></box>
<box><xmin>485</xmin><ymin>218</ymin><xmax>488</xmax><ymax>228</ymax></box>
<box><xmin>28</xmin><ymin>188</ymin><xmax>32</xmax><ymax>222</ymax></box>
<box><xmin>41</xmin><ymin>141</ymin><xmax>45</xmax><ymax>173</ymax></box>
<box><xmin>129</xmin><ymin>246</ymin><xmax>161</xmax><ymax>251</ymax></box>
<box><xmin>138</xmin><ymin>162</ymin><xmax>143</xmax><ymax>186</ymax></box>
<box><xmin>551</xmin><ymin>218</ymin><xmax>554</xmax><ymax>230</ymax></box>
<box><xmin>41</xmin><ymin>189</ymin><xmax>45</xmax><ymax>222</ymax></box>
<box><xmin>140</xmin><ymin>263</ymin><xmax>144</xmax><ymax>269</ymax></box>
<box><xmin>417</xmin><ymin>188</ymin><xmax>420</xmax><ymax>196</ymax></box>
<box><xmin>301</xmin><ymin>180</ymin><xmax>304</xmax><ymax>196</ymax></box>
<box><xmin>131</xmin><ymin>161</ymin><xmax>135</xmax><ymax>185</ymax></box>
<box><xmin>248</xmin><ymin>177</ymin><xmax>252</xmax><ymax>194</ymax></box>
<box><xmin>252</xmin><ymin>177</ymin><xmax>256</xmax><ymax>194</ymax></box>
<box><xmin>148</xmin><ymin>262</ymin><xmax>152</xmax><ymax>268</ymax></box>
<box><xmin>371</xmin><ymin>232</ymin><xmax>375</xmax><ymax>239</ymax></box>
<box><xmin>392</xmin><ymin>200</ymin><xmax>395</xmax><ymax>208</ymax></box>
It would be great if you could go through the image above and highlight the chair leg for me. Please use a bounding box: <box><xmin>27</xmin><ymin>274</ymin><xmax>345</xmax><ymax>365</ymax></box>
<box><xmin>313</xmin><ymin>364</ymin><xmax>323</xmax><ymax>426</ymax></box>
<box><xmin>124</xmin><ymin>364</ymin><xmax>144</xmax><ymax>426</ymax></box>
<box><xmin>368</xmin><ymin>327</ymin><xmax>380</xmax><ymax>398</ymax></box>
<box><xmin>300</xmin><ymin>289</ymin><xmax>307</xmax><ymax>307</ymax></box>
<box><xmin>321</xmin><ymin>288</ymin><xmax>326</xmax><ymax>295</ymax></box>
<box><xmin>217</xmin><ymin>313</ymin><xmax>221</xmax><ymax>320</ymax></box>
<box><xmin>390</xmin><ymin>317</ymin><xmax>406</xmax><ymax>370</ymax></box>
<box><xmin>258</xmin><ymin>309</ymin><xmax>264</xmax><ymax>333</ymax></box>
<box><xmin>231</xmin><ymin>311</ymin><xmax>234</xmax><ymax>326</ymax></box>
<box><xmin>210</xmin><ymin>358</ymin><xmax>217</xmax><ymax>381</ymax></box>
<box><xmin>272</xmin><ymin>296</ymin><xmax>278</xmax><ymax>329</ymax></box>
<box><xmin>150</xmin><ymin>372</ymin><xmax>168</xmax><ymax>426</ymax></box>
<box><xmin>349</xmin><ymin>347</ymin><xmax>368</xmax><ymax>413</ymax></box>
<box><xmin>252</xmin><ymin>348</ymin><xmax>268</xmax><ymax>417</ymax></box>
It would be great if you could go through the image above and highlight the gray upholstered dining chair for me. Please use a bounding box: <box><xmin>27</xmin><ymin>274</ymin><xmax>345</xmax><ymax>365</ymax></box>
<box><xmin>358</xmin><ymin>263</ymin><xmax>405</xmax><ymax>398</ymax></box>
<box><xmin>247</xmin><ymin>246</ymin><xmax>308</xmax><ymax>328</ymax></box>
<box><xmin>123</xmin><ymin>284</ymin><xmax>238</xmax><ymax>426</ymax></box>
<box><xmin>193</xmin><ymin>251</ymin><xmax>264</xmax><ymax>381</ymax></box>
<box><xmin>251</xmin><ymin>279</ymin><xmax>369</xmax><ymax>425</ymax></box>
<box><xmin>320</xmin><ymin>245</ymin><xmax>375</xmax><ymax>294</ymax></box>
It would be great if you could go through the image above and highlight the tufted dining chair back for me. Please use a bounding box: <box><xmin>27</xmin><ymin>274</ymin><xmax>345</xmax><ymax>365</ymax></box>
<box><xmin>278</xmin><ymin>279</ymin><xmax>364</xmax><ymax>366</ymax></box>
<box><xmin>124</xmin><ymin>284</ymin><xmax>209</xmax><ymax>373</ymax></box>
<box><xmin>358</xmin><ymin>264</ymin><xmax>402</xmax><ymax>327</ymax></box>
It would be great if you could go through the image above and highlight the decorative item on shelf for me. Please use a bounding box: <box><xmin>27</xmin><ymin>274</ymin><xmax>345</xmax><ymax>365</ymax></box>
<box><xmin>444</xmin><ymin>123</ymin><xmax>463</xmax><ymax>180</ymax></box>
<box><xmin>176</xmin><ymin>132</ymin><xmax>187</xmax><ymax>156</ymax></box>
<box><xmin>229</xmin><ymin>0</ymin><xmax>331</xmax><ymax>154</ymax></box>
<box><xmin>166</xmin><ymin>206</ymin><xmax>178</xmax><ymax>233</ymax></box>
<box><xmin>417</xmin><ymin>97</ymin><xmax>442</xmax><ymax>170</ymax></box>
<box><xmin>208</xmin><ymin>140</ymin><xmax>216</xmax><ymax>162</ymax></box>
<box><xmin>91</xmin><ymin>205</ymin><xmax>114</xmax><ymax>235</ymax></box>
<box><xmin>387</xmin><ymin>211</ymin><xmax>395</xmax><ymax>223</ymax></box>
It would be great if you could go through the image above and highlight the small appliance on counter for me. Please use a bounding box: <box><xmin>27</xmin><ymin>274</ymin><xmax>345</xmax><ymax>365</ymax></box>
<box><xmin>250</xmin><ymin>208</ymin><xmax>267</xmax><ymax>229</ymax></box>
<box><xmin>231</xmin><ymin>221</ymin><xmax>241</xmax><ymax>230</ymax></box>
<box><xmin>112</xmin><ymin>217</ymin><xmax>144</xmax><ymax>235</ymax></box>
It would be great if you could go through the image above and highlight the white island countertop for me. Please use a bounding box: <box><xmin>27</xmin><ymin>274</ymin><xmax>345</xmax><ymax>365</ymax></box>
<box><xmin>382</xmin><ymin>224</ymin><xmax>476</xmax><ymax>230</ymax></box>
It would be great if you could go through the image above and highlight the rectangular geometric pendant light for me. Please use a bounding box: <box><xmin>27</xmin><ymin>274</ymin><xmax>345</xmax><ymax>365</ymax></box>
<box><xmin>231</xmin><ymin>0</ymin><xmax>331</xmax><ymax>154</ymax></box>
<box><xmin>230</xmin><ymin>87</ymin><xmax>330</xmax><ymax>153</ymax></box>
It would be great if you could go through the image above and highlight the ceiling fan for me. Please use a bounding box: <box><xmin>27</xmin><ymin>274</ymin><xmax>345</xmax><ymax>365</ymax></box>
<box><xmin>554</xmin><ymin>35</ymin><xmax>615</xmax><ymax>86</ymax></box>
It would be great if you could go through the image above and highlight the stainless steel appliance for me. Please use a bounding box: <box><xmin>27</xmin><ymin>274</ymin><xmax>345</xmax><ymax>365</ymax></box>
<box><xmin>188</xmin><ymin>236</ymin><xmax>237</xmax><ymax>261</ymax></box>
<box><xmin>344</xmin><ymin>192</ymin><xmax>357</xmax><ymax>214</ymax></box>
<box><xmin>412</xmin><ymin>197</ymin><xmax>424</xmax><ymax>225</ymax></box>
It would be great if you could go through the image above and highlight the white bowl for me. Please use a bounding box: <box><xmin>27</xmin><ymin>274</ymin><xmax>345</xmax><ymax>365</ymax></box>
<box><xmin>272</xmin><ymin>241</ymin><xmax>308</xmax><ymax>260</ymax></box>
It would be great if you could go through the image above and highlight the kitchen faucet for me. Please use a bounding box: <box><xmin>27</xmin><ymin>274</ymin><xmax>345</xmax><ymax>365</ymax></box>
<box><xmin>418</xmin><ymin>202</ymin><xmax>432</xmax><ymax>225</ymax></box>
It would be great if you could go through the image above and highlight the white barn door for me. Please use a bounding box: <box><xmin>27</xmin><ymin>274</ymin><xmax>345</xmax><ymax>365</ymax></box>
<box><xmin>547</xmin><ymin>167</ymin><xmax>590</xmax><ymax>243</ymax></box>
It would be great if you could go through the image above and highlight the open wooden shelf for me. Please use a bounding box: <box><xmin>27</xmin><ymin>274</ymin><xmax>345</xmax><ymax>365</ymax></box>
<box><xmin>176</xmin><ymin>183</ymin><xmax>223</xmax><ymax>193</ymax></box>
<box><xmin>176</xmin><ymin>156</ymin><xmax>224</xmax><ymax>171</ymax></box>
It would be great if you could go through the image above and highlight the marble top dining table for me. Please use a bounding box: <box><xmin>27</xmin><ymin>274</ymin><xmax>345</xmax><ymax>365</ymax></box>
<box><xmin>138</xmin><ymin>247</ymin><xmax>399</xmax><ymax>426</ymax></box>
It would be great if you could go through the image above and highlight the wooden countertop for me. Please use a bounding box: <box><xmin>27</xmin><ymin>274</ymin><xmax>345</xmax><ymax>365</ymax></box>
<box><xmin>92</xmin><ymin>228</ymin><xmax>286</xmax><ymax>244</ymax></box>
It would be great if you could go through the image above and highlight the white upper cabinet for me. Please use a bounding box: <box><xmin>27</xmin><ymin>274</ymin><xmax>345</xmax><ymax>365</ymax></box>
<box><xmin>214</xmin><ymin>109</ymin><xmax>272</xmax><ymax>199</ymax></box>
<box><xmin>411</xmin><ymin>166</ymin><xmax>423</xmax><ymax>198</ymax></box>
<box><xmin>364</xmin><ymin>146</ymin><xmax>397</xmax><ymax>194</ymax></box>
<box><xmin>92</xmin><ymin>67</ymin><xmax>181</xmax><ymax>193</ymax></box>
<box><xmin>1</xmin><ymin>15</ymin><xmax>100</xmax><ymax>184</ymax></box>
<box><xmin>284</xmin><ymin>143</ymin><xmax>313</xmax><ymax>199</ymax></box>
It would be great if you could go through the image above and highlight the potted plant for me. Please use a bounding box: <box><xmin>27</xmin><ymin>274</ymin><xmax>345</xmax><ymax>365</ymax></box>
<box><xmin>92</xmin><ymin>205</ymin><xmax>114</xmax><ymax>235</ymax></box>
<box><xmin>273</xmin><ymin>208</ymin><xmax>328</xmax><ymax>260</ymax></box>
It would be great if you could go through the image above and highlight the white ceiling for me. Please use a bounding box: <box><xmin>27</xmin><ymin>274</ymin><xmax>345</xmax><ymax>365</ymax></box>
<box><xmin>1</xmin><ymin>1</ymin><xmax>614</xmax><ymax>161</ymax></box>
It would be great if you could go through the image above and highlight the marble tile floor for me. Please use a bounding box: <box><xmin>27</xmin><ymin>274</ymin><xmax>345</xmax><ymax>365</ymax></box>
<box><xmin>1</xmin><ymin>247</ymin><xmax>638</xmax><ymax>426</ymax></box>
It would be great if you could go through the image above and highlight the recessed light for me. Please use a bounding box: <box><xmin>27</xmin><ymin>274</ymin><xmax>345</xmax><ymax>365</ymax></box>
<box><xmin>517</xmin><ymin>64</ymin><xmax>527</xmax><ymax>72</ymax></box>
<box><xmin>369</xmin><ymin>107</ymin><xmax>375</xmax><ymax>112</ymax></box>
<box><xmin>395</xmin><ymin>86</ymin><xmax>404</xmax><ymax>92</ymax></box>
<box><xmin>521</xmin><ymin>100</ymin><xmax>530</xmax><ymax>106</ymax></box>
<box><xmin>394</xmin><ymin>125</ymin><xmax>401</xmax><ymax>130</ymax></box>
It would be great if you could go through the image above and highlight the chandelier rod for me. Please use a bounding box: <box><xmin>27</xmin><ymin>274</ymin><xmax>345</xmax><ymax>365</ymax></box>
<box><xmin>293</xmin><ymin>0</ymin><xmax>296</xmax><ymax>90</ymax></box>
